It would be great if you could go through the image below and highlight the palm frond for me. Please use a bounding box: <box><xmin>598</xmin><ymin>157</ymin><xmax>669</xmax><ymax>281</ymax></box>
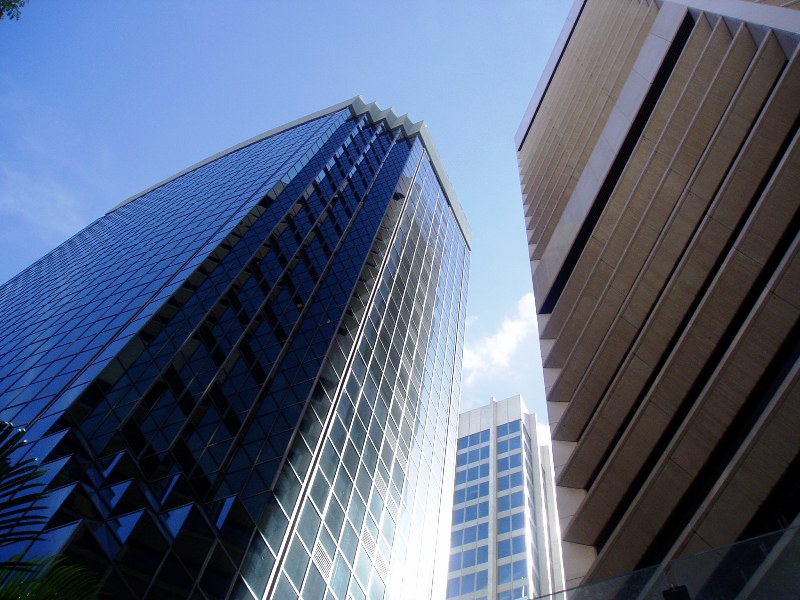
<box><xmin>0</xmin><ymin>423</ymin><xmax>47</xmax><ymax>545</ymax></box>
<box><xmin>0</xmin><ymin>556</ymin><xmax>99</xmax><ymax>599</ymax></box>
<box><xmin>0</xmin><ymin>425</ymin><xmax>99</xmax><ymax>598</ymax></box>
<box><xmin>0</xmin><ymin>424</ymin><xmax>49</xmax><ymax>576</ymax></box>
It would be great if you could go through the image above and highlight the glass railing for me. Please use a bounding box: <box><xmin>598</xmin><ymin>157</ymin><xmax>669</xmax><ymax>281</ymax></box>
<box><xmin>536</xmin><ymin>526</ymin><xmax>799</xmax><ymax>600</ymax></box>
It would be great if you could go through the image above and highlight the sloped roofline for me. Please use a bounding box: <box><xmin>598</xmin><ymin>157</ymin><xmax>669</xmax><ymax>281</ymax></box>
<box><xmin>110</xmin><ymin>96</ymin><xmax>472</xmax><ymax>247</ymax></box>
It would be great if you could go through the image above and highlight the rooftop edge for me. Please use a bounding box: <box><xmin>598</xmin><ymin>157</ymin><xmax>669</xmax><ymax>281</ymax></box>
<box><xmin>109</xmin><ymin>96</ymin><xmax>472</xmax><ymax>248</ymax></box>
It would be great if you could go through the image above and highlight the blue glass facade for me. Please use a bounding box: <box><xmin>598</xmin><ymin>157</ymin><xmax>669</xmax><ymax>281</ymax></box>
<box><xmin>447</xmin><ymin>397</ymin><xmax>563</xmax><ymax>600</ymax></box>
<box><xmin>0</xmin><ymin>100</ymin><xmax>470</xmax><ymax>599</ymax></box>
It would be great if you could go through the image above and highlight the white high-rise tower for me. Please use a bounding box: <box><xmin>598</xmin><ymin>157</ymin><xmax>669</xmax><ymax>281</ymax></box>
<box><xmin>446</xmin><ymin>395</ymin><xmax>564</xmax><ymax>600</ymax></box>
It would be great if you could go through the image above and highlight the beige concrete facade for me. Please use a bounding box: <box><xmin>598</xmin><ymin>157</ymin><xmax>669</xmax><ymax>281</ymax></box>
<box><xmin>517</xmin><ymin>0</ymin><xmax>800</xmax><ymax>589</ymax></box>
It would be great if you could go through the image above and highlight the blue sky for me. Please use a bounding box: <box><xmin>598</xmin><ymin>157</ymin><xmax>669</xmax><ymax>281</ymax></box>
<box><xmin>0</xmin><ymin>1</ymin><xmax>571</xmax><ymax>418</ymax></box>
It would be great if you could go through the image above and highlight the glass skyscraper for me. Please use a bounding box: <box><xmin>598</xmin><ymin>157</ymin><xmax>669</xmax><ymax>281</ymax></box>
<box><xmin>447</xmin><ymin>395</ymin><xmax>563</xmax><ymax>600</ymax></box>
<box><xmin>0</xmin><ymin>98</ymin><xmax>471</xmax><ymax>600</ymax></box>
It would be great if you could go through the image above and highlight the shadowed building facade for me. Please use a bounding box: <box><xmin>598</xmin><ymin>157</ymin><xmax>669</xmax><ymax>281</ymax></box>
<box><xmin>0</xmin><ymin>98</ymin><xmax>471</xmax><ymax>599</ymax></box>
<box><xmin>516</xmin><ymin>0</ymin><xmax>800</xmax><ymax>595</ymax></box>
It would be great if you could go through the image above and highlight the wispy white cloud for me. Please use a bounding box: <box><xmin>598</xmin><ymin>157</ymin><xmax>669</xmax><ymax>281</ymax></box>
<box><xmin>0</xmin><ymin>89</ymin><xmax>113</xmax><ymax>283</ymax></box>
<box><xmin>462</xmin><ymin>292</ymin><xmax>538</xmax><ymax>386</ymax></box>
<box><xmin>0</xmin><ymin>166</ymin><xmax>90</xmax><ymax>240</ymax></box>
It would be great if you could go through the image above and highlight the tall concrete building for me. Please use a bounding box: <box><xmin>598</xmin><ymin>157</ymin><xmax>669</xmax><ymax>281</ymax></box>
<box><xmin>446</xmin><ymin>395</ymin><xmax>564</xmax><ymax>600</ymax></box>
<box><xmin>0</xmin><ymin>98</ymin><xmax>471</xmax><ymax>599</ymax></box>
<box><xmin>516</xmin><ymin>0</ymin><xmax>800</xmax><ymax>594</ymax></box>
